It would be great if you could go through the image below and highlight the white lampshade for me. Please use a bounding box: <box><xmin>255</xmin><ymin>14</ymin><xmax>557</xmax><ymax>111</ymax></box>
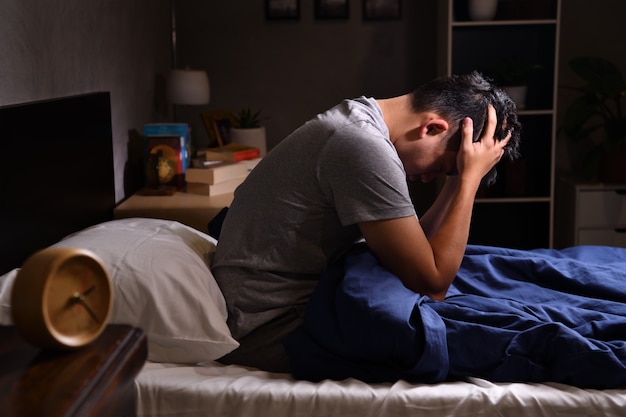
<box><xmin>167</xmin><ymin>69</ymin><xmax>210</xmax><ymax>105</ymax></box>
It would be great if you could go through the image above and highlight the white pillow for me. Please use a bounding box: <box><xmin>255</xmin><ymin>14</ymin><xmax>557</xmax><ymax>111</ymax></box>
<box><xmin>0</xmin><ymin>269</ymin><xmax>17</xmax><ymax>326</ymax></box>
<box><xmin>0</xmin><ymin>218</ymin><xmax>238</xmax><ymax>363</ymax></box>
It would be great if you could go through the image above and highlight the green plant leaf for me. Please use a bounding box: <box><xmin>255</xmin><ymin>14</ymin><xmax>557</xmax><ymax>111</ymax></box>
<box><xmin>561</xmin><ymin>56</ymin><xmax>626</xmax><ymax>180</ymax></box>
<box><xmin>569</xmin><ymin>57</ymin><xmax>626</xmax><ymax>97</ymax></box>
<box><xmin>563</xmin><ymin>95</ymin><xmax>601</xmax><ymax>141</ymax></box>
<box><xmin>233</xmin><ymin>107</ymin><xmax>264</xmax><ymax>128</ymax></box>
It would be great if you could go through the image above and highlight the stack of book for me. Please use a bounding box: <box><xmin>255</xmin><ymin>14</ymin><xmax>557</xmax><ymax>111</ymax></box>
<box><xmin>185</xmin><ymin>161</ymin><xmax>250</xmax><ymax>196</ymax></box>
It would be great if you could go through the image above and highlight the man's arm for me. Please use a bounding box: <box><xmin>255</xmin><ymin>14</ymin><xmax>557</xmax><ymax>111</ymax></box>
<box><xmin>418</xmin><ymin>175</ymin><xmax>459</xmax><ymax>239</ymax></box>
<box><xmin>358</xmin><ymin>108</ymin><xmax>508</xmax><ymax>300</ymax></box>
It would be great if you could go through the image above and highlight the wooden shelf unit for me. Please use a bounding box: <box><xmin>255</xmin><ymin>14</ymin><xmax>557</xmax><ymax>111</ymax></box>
<box><xmin>438</xmin><ymin>0</ymin><xmax>561</xmax><ymax>249</ymax></box>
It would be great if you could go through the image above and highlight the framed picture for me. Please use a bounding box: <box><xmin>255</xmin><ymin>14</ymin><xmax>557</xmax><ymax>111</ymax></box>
<box><xmin>200</xmin><ymin>111</ymin><xmax>235</xmax><ymax>148</ymax></box>
<box><xmin>362</xmin><ymin>0</ymin><xmax>402</xmax><ymax>20</ymax></box>
<box><xmin>315</xmin><ymin>0</ymin><xmax>349</xmax><ymax>19</ymax></box>
<box><xmin>265</xmin><ymin>0</ymin><xmax>300</xmax><ymax>20</ymax></box>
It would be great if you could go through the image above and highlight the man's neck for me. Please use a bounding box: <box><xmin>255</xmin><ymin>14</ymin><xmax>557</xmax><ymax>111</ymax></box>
<box><xmin>376</xmin><ymin>94</ymin><xmax>421</xmax><ymax>143</ymax></box>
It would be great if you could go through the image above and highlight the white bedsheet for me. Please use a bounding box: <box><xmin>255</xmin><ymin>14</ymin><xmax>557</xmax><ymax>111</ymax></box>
<box><xmin>136</xmin><ymin>361</ymin><xmax>626</xmax><ymax>417</ymax></box>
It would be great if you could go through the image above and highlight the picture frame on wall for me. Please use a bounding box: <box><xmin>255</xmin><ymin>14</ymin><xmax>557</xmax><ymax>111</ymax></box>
<box><xmin>266</xmin><ymin>0</ymin><xmax>300</xmax><ymax>20</ymax></box>
<box><xmin>315</xmin><ymin>0</ymin><xmax>349</xmax><ymax>19</ymax></box>
<box><xmin>362</xmin><ymin>0</ymin><xmax>401</xmax><ymax>20</ymax></box>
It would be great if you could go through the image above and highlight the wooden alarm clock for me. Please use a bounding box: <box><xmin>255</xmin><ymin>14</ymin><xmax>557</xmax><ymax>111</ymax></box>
<box><xmin>11</xmin><ymin>247</ymin><xmax>113</xmax><ymax>349</ymax></box>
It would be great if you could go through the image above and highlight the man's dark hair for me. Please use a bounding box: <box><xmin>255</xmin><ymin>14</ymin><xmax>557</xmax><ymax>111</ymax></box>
<box><xmin>410</xmin><ymin>71</ymin><xmax>522</xmax><ymax>185</ymax></box>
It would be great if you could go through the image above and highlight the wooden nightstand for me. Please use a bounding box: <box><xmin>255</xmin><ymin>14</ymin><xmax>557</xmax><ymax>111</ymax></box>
<box><xmin>114</xmin><ymin>191</ymin><xmax>234</xmax><ymax>233</ymax></box>
<box><xmin>0</xmin><ymin>324</ymin><xmax>147</xmax><ymax>417</ymax></box>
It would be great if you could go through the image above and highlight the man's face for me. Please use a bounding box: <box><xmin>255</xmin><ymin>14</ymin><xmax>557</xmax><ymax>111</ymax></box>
<box><xmin>396</xmin><ymin>133</ymin><xmax>458</xmax><ymax>183</ymax></box>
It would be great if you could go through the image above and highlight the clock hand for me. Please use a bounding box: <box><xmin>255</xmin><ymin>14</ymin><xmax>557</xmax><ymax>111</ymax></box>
<box><xmin>69</xmin><ymin>292</ymin><xmax>101</xmax><ymax>323</ymax></box>
<box><xmin>78</xmin><ymin>298</ymin><xmax>101</xmax><ymax>323</ymax></box>
<box><xmin>82</xmin><ymin>285</ymin><xmax>96</xmax><ymax>297</ymax></box>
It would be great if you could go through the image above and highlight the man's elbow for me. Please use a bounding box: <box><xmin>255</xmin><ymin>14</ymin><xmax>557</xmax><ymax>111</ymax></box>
<box><xmin>425</xmin><ymin>290</ymin><xmax>448</xmax><ymax>302</ymax></box>
<box><xmin>404</xmin><ymin>277</ymin><xmax>450</xmax><ymax>301</ymax></box>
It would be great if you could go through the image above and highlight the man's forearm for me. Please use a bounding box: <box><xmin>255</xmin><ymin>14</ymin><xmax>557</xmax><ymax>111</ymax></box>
<box><xmin>429</xmin><ymin>177</ymin><xmax>480</xmax><ymax>273</ymax></box>
<box><xmin>419</xmin><ymin>176</ymin><xmax>460</xmax><ymax>238</ymax></box>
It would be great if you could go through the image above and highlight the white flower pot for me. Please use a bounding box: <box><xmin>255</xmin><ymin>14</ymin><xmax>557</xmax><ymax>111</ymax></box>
<box><xmin>468</xmin><ymin>0</ymin><xmax>498</xmax><ymax>21</ymax></box>
<box><xmin>230</xmin><ymin>127</ymin><xmax>267</xmax><ymax>156</ymax></box>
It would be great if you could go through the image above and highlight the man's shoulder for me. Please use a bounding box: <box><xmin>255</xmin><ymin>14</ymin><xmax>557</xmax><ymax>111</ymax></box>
<box><xmin>337</xmin><ymin>96</ymin><xmax>380</xmax><ymax>118</ymax></box>
<box><xmin>319</xmin><ymin>97</ymin><xmax>387</xmax><ymax>140</ymax></box>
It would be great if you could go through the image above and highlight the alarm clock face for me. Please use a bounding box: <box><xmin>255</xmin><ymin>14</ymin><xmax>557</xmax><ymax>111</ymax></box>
<box><xmin>11</xmin><ymin>248</ymin><xmax>113</xmax><ymax>349</ymax></box>
<box><xmin>45</xmin><ymin>253</ymin><xmax>113</xmax><ymax>347</ymax></box>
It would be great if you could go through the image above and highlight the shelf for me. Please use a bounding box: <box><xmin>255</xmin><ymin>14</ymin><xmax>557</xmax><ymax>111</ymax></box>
<box><xmin>475</xmin><ymin>197</ymin><xmax>551</xmax><ymax>204</ymax></box>
<box><xmin>452</xmin><ymin>0</ymin><xmax>559</xmax><ymax>23</ymax></box>
<box><xmin>441</xmin><ymin>0</ymin><xmax>560</xmax><ymax>248</ymax></box>
<box><xmin>518</xmin><ymin>109</ymin><xmax>553</xmax><ymax>116</ymax></box>
<box><xmin>452</xmin><ymin>19</ymin><xmax>557</xmax><ymax>27</ymax></box>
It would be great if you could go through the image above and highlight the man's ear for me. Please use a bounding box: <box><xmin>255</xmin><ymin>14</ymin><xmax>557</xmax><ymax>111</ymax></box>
<box><xmin>423</xmin><ymin>119</ymin><xmax>449</xmax><ymax>137</ymax></box>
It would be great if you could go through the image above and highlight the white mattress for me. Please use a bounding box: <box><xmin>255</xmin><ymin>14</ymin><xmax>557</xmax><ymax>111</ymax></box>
<box><xmin>136</xmin><ymin>361</ymin><xmax>626</xmax><ymax>417</ymax></box>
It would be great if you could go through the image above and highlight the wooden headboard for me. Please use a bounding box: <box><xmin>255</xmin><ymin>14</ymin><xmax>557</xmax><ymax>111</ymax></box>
<box><xmin>0</xmin><ymin>92</ymin><xmax>116</xmax><ymax>274</ymax></box>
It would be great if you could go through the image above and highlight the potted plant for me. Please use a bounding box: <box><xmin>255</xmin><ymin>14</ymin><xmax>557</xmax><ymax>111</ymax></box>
<box><xmin>562</xmin><ymin>56</ymin><xmax>626</xmax><ymax>182</ymax></box>
<box><xmin>491</xmin><ymin>56</ymin><xmax>542</xmax><ymax>109</ymax></box>
<box><xmin>230</xmin><ymin>107</ymin><xmax>267</xmax><ymax>156</ymax></box>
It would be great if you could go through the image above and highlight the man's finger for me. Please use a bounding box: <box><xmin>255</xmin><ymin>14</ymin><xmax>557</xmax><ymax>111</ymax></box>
<box><xmin>499</xmin><ymin>131</ymin><xmax>512</xmax><ymax>147</ymax></box>
<box><xmin>461</xmin><ymin>116</ymin><xmax>474</xmax><ymax>147</ymax></box>
<box><xmin>481</xmin><ymin>105</ymin><xmax>497</xmax><ymax>143</ymax></box>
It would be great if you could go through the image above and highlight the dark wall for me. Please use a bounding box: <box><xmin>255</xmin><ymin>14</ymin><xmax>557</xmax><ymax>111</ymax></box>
<box><xmin>177</xmin><ymin>0</ymin><xmax>626</xmax><ymax>180</ymax></box>
<box><xmin>176</xmin><ymin>0</ymin><xmax>437</xmax><ymax>150</ymax></box>
<box><xmin>1</xmin><ymin>1</ymin><xmax>623</xmax><ymax>202</ymax></box>
<box><xmin>0</xmin><ymin>0</ymin><xmax>171</xmax><ymax>201</ymax></box>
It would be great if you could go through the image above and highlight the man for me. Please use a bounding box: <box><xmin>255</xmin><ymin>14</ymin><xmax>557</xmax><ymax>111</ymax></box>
<box><xmin>212</xmin><ymin>72</ymin><xmax>521</xmax><ymax>372</ymax></box>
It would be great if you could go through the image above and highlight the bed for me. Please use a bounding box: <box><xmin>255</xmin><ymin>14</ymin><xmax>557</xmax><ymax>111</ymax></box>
<box><xmin>1</xmin><ymin>93</ymin><xmax>626</xmax><ymax>417</ymax></box>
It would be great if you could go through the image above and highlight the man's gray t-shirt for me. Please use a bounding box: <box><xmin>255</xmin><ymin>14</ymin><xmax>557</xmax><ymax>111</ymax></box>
<box><xmin>212</xmin><ymin>96</ymin><xmax>416</xmax><ymax>340</ymax></box>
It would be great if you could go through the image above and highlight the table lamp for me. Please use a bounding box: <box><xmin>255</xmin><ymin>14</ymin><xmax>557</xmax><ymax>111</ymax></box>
<box><xmin>167</xmin><ymin>69</ymin><xmax>210</xmax><ymax>105</ymax></box>
<box><xmin>167</xmin><ymin>69</ymin><xmax>210</xmax><ymax>161</ymax></box>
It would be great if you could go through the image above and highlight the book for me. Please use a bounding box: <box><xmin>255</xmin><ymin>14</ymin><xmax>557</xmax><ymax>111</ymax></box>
<box><xmin>143</xmin><ymin>123</ymin><xmax>190</xmax><ymax>171</ymax></box>
<box><xmin>144</xmin><ymin>135</ymin><xmax>184</xmax><ymax>189</ymax></box>
<box><xmin>241</xmin><ymin>157</ymin><xmax>262</xmax><ymax>172</ymax></box>
<box><xmin>185</xmin><ymin>162</ymin><xmax>249</xmax><ymax>185</ymax></box>
<box><xmin>204</xmin><ymin>143</ymin><xmax>260</xmax><ymax>162</ymax></box>
<box><xmin>186</xmin><ymin>175</ymin><xmax>247</xmax><ymax>196</ymax></box>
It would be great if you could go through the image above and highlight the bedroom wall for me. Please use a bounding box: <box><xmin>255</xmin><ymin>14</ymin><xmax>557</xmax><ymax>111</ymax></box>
<box><xmin>175</xmin><ymin>0</ymin><xmax>626</xmax><ymax>218</ymax></box>
<box><xmin>0</xmin><ymin>0</ymin><xmax>171</xmax><ymax>202</ymax></box>
<box><xmin>174</xmin><ymin>0</ymin><xmax>437</xmax><ymax>151</ymax></box>
<box><xmin>175</xmin><ymin>0</ymin><xmax>626</xmax><ymax>177</ymax></box>
<box><xmin>0</xmin><ymin>1</ymin><xmax>622</xmax><ymax>207</ymax></box>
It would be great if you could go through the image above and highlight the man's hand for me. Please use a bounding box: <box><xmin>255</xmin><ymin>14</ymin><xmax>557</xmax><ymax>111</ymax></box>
<box><xmin>456</xmin><ymin>105</ymin><xmax>511</xmax><ymax>185</ymax></box>
<box><xmin>359</xmin><ymin>105</ymin><xmax>512</xmax><ymax>300</ymax></box>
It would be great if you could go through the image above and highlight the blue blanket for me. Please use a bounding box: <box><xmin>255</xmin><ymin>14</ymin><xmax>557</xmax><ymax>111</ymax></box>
<box><xmin>284</xmin><ymin>244</ymin><xmax>626</xmax><ymax>389</ymax></box>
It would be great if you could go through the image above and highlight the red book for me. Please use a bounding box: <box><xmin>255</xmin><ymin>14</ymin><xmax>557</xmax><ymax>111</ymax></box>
<box><xmin>204</xmin><ymin>143</ymin><xmax>260</xmax><ymax>162</ymax></box>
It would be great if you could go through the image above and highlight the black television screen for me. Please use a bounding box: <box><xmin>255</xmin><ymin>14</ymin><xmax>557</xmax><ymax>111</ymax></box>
<box><xmin>0</xmin><ymin>92</ymin><xmax>115</xmax><ymax>274</ymax></box>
